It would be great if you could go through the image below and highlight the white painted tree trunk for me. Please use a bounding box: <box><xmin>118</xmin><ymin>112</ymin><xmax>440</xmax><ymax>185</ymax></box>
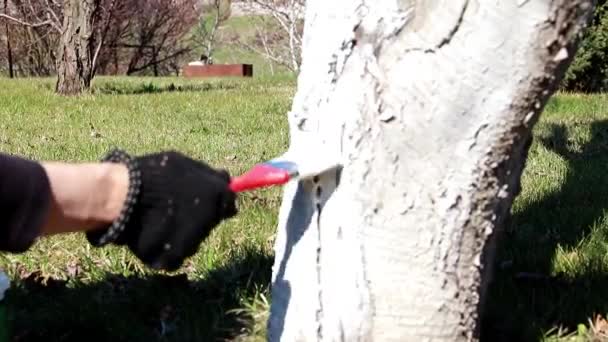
<box><xmin>268</xmin><ymin>0</ymin><xmax>593</xmax><ymax>341</ymax></box>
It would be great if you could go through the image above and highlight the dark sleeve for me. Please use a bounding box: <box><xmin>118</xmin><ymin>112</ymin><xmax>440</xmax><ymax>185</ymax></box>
<box><xmin>0</xmin><ymin>153</ymin><xmax>52</xmax><ymax>253</ymax></box>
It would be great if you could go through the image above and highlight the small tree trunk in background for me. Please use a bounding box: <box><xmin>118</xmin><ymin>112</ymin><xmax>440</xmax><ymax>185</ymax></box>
<box><xmin>55</xmin><ymin>0</ymin><xmax>98</xmax><ymax>95</ymax></box>
<box><xmin>152</xmin><ymin>47</ymin><xmax>158</xmax><ymax>77</ymax></box>
<box><xmin>6</xmin><ymin>31</ymin><xmax>12</xmax><ymax>78</ymax></box>
<box><xmin>3</xmin><ymin>0</ymin><xmax>13</xmax><ymax>78</ymax></box>
<box><xmin>269</xmin><ymin>0</ymin><xmax>594</xmax><ymax>341</ymax></box>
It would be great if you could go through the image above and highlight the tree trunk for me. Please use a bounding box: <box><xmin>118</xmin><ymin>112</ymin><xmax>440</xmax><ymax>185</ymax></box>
<box><xmin>3</xmin><ymin>0</ymin><xmax>13</xmax><ymax>78</ymax></box>
<box><xmin>268</xmin><ymin>0</ymin><xmax>594</xmax><ymax>341</ymax></box>
<box><xmin>152</xmin><ymin>47</ymin><xmax>159</xmax><ymax>77</ymax></box>
<box><xmin>55</xmin><ymin>0</ymin><xmax>97</xmax><ymax>95</ymax></box>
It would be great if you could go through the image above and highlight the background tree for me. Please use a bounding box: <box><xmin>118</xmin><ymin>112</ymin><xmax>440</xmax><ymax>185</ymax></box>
<box><xmin>2</xmin><ymin>0</ymin><xmax>13</xmax><ymax>78</ymax></box>
<box><xmin>235</xmin><ymin>0</ymin><xmax>304</xmax><ymax>74</ymax></box>
<box><xmin>0</xmin><ymin>0</ymin><xmax>62</xmax><ymax>77</ymax></box>
<box><xmin>55</xmin><ymin>0</ymin><xmax>98</xmax><ymax>95</ymax></box>
<box><xmin>561</xmin><ymin>0</ymin><xmax>608</xmax><ymax>92</ymax></box>
<box><xmin>268</xmin><ymin>0</ymin><xmax>594</xmax><ymax>341</ymax></box>
<box><xmin>119</xmin><ymin>0</ymin><xmax>201</xmax><ymax>76</ymax></box>
<box><xmin>190</xmin><ymin>0</ymin><xmax>232</xmax><ymax>64</ymax></box>
<box><xmin>0</xmin><ymin>0</ymin><xmax>202</xmax><ymax>83</ymax></box>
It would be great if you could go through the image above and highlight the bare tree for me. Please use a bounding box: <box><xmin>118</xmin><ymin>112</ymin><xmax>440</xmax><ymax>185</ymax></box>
<box><xmin>2</xmin><ymin>0</ymin><xmax>13</xmax><ymax>78</ymax></box>
<box><xmin>189</xmin><ymin>0</ymin><xmax>231</xmax><ymax>64</ymax></box>
<box><xmin>0</xmin><ymin>0</ymin><xmax>201</xmax><ymax>81</ymax></box>
<box><xmin>119</xmin><ymin>0</ymin><xmax>202</xmax><ymax>76</ymax></box>
<box><xmin>236</xmin><ymin>0</ymin><xmax>304</xmax><ymax>73</ymax></box>
<box><xmin>268</xmin><ymin>0</ymin><xmax>594</xmax><ymax>341</ymax></box>
<box><xmin>85</xmin><ymin>0</ymin><xmax>201</xmax><ymax>76</ymax></box>
<box><xmin>1</xmin><ymin>0</ymin><xmax>101</xmax><ymax>94</ymax></box>
<box><xmin>0</xmin><ymin>0</ymin><xmax>61</xmax><ymax>31</ymax></box>
<box><xmin>89</xmin><ymin>0</ymin><xmax>123</xmax><ymax>78</ymax></box>
<box><xmin>0</xmin><ymin>0</ymin><xmax>62</xmax><ymax>77</ymax></box>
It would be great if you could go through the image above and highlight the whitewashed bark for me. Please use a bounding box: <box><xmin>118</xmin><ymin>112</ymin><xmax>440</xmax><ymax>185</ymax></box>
<box><xmin>268</xmin><ymin>0</ymin><xmax>593</xmax><ymax>341</ymax></box>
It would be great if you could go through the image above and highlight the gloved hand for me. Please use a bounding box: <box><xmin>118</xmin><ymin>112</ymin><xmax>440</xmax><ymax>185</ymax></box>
<box><xmin>86</xmin><ymin>149</ymin><xmax>237</xmax><ymax>271</ymax></box>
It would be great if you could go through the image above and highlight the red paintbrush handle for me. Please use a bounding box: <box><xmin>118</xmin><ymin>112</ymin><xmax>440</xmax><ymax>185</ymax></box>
<box><xmin>229</xmin><ymin>164</ymin><xmax>292</xmax><ymax>193</ymax></box>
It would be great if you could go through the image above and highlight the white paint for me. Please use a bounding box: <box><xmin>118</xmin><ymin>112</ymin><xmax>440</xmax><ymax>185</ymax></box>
<box><xmin>553</xmin><ymin>47</ymin><xmax>570</xmax><ymax>62</ymax></box>
<box><xmin>273</xmin><ymin>145</ymin><xmax>341</xmax><ymax>180</ymax></box>
<box><xmin>269</xmin><ymin>0</ymin><xmax>592</xmax><ymax>341</ymax></box>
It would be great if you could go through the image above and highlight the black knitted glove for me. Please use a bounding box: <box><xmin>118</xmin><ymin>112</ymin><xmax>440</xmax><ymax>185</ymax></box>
<box><xmin>86</xmin><ymin>149</ymin><xmax>238</xmax><ymax>271</ymax></box>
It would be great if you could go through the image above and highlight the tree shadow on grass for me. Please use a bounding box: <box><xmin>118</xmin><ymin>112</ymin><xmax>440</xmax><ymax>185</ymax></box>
<box><xmin>5</xmin><ymin>249</ymin><xmax>272</xmax><ymax>342</ymax></box>
<box><xmin>93</xmin><ymin>81</ymin><xmax>240</xmax><ymax>96</ymax></box>
<box><xmin>482</xmin><ymin>119</ymin><xmax>608</xmax><ymax>341</ymax></box>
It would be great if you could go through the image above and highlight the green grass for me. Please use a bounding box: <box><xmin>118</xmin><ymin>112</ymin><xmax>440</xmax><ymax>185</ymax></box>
<box><xmin>1</xmin><ymin>76</ymin><xmax>608</xmax><ymax>341</ymax></box>
<box><xmin>483</xmin><ymin>92</ymin><xmax>608</xmax><ymax>341</ymax></box>
<box><xmin>0</xmin><ymin>75</ymin><xmax>295</xmax><ymax>341</ymax></box>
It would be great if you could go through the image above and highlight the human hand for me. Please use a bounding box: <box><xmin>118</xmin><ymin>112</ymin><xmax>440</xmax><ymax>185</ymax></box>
<box><xmin>86</xmin><ymin>149</ymin><xmax>237</xmax><ymax>271</ymax></box>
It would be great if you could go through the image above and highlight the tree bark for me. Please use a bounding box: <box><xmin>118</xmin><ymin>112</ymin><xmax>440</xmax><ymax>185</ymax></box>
<box><xmin>268</xmin><ymin>0</ymin><xmax>594</xmax><ymax>341</ymax></box>
<box><xmin>55</xmin><ymin>0</ymin><xmax>97</xmax><ymax>95</ymax></box>
<box><xmin>3</xmin><ymin>0</ymin><xmax>13</xmax><ymax>78</ymax></box>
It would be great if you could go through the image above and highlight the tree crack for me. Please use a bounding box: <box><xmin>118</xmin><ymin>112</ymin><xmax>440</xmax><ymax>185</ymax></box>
<box><xmin>434</xmin><ymin>0</ymin><xmax>469</xmax><ymax>50</ymax></box>
<box><xmin>313</xmin><ymin>177</ymin><xmax>324</xmax><ymax>341</ymax></box>
<box><xmin>328</xmin><ymin>33</ymin><xmax>358</xmax><ymax>83</ymax></box>
<box><xmin>403</xmin><ymin>0</ymin><xmax>470</xmax><ymax>54</ymax></box>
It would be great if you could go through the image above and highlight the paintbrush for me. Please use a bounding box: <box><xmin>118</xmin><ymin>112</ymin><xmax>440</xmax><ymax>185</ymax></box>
<box><xmin>229</xmin><ymin>157</ymin><xmax>340</xmax><ymax>193</ymax></box>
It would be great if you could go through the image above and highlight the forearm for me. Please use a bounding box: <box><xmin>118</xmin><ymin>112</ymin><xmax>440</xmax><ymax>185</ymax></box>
<box><xmin>40</xmin><ymin>162</ymin><xmax>129</xmax><ymax>235</ymax></box>
<box><xmin>0</xmin><ymin>154</ymin><xmax>52</xmax><ymax>252</ymax></box>
<box><xmin>0</xmin><ymin>152</ymin><xmax>129</xmax><ymax>252</ymax></box>
<box><xmin>2</xmin><ymin>149</ymin><xmax>237</xmax><ymax>270</ymax></box>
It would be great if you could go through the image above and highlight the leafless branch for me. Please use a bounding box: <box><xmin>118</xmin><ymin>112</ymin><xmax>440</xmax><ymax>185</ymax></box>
<box><xmin>44</xmin><ymin>5</ymin><xmax>61</xmax><ymax>31</ymax></box>
<box><xmin>1</xmin><ymin>0</ymin><xmax>201</xmax><ymax>77</ymax></box>
<box><xmin>0</xmin><ymin>13</ymin><xmax>59</xmax><ymax>31</ymax></box>
<box><xmin>237</xmin><ymin>0</ymin><xmax>304</xmax><ymax>73</ymax></box>
<box><xmin>126</xmin><ymin>47</ymin><xmax>190</xmax><ymax>73</ymax></box>
<box><xmin>234</xmin><ymin>25</ymin><xmax>290</xmax><ymax>73</ymax></box>
<box><xmin>190</xmin><ymin>0</ymin><xmax>230</xmax><ymax>61</ymax></box>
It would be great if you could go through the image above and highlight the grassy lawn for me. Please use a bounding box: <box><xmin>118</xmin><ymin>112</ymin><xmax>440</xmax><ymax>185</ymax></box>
<box><xmin>484</xmin><ymin>93</ymin><xmax>608</xmax><ymax>341</ymax></box>
<box><xmin>1</xmin><ymin>75</ymin><xmax>608</xmax><ymax>341</ymax></box>
<box><xmin>0</xmin><ymin>75</ymin><xmax>295</xmax><ymax>341</ymax></box>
